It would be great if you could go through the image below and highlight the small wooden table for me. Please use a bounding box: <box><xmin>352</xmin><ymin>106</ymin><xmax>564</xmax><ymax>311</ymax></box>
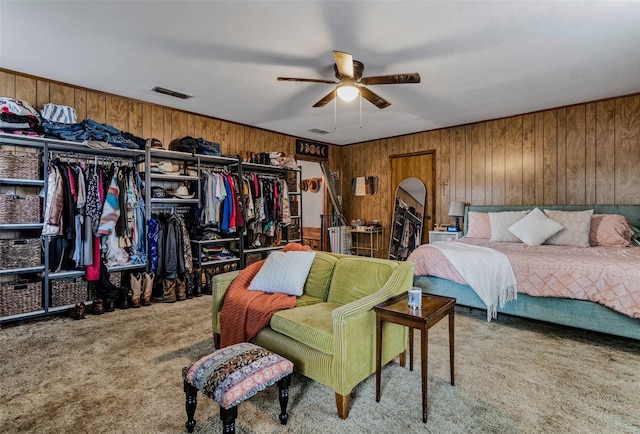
<box><xmin>375</xmin><ymin>292</ymin><xmax>456</xmax><ymax>423</ymax></box>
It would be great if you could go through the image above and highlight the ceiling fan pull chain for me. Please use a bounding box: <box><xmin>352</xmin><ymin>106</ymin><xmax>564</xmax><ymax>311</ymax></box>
<box><xmin>359</xmin><ymin>95</ymin><xmax>362</xmax><ymax>129</ymax></box>
<box><xmin>334</xmin><ymin>97</ymin><xmax>337</xmax><ymax>131</ymax></box>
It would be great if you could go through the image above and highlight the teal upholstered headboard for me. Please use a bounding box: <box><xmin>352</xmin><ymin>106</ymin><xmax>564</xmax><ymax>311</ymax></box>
<box><xmin>463</xmin><ymin>205</ymin><xmax>640</xmax><ymax>235</ymax></box>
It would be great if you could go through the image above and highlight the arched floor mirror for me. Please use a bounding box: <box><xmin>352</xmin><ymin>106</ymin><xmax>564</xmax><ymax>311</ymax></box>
<box><xmin>389</xmin><ymin>178</ymin><xmax>426</xmax><ymax>261</ymax></box>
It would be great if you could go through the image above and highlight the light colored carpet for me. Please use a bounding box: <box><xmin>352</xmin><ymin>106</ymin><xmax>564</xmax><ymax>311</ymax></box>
<box><xmin>1</xmin><ymin>296</ymin><xmax>639</xmax><ymax>434</ymax></box>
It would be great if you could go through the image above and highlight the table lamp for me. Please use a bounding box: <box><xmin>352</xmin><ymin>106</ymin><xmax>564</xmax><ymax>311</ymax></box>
<box><xmin>448</xmin><ymin>201</ymin><xmax>465</xmax><ymax>231</ymax></box>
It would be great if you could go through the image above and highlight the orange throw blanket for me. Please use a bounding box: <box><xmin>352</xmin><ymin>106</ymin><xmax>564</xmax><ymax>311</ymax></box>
<box><xmin>219</xmin><ymin>243</ymin><xmax>312</xmax><ymax>348</ymax></box>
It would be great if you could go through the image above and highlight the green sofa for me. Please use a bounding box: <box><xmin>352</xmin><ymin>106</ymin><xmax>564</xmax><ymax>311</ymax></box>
<box><xmin>211</xmin><ymin>252</ymin><xmax>414</xmax><ymax>419</ymax></box>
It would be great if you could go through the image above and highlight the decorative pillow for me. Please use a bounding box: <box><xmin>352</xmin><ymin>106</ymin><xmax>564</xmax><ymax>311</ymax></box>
<box><xmin>489</xmin><ymin>210</ymin><xmax>529</xmax><ymax>242</ymax></box>
<box><xmin>544</xmin><ymin>209</ymin><xmax>594</xmax><ymax>247</ymax></box>
<box><xmin>589</xmin><ymin>214</ymin><xmax>634</xmax><ymax>247</ymax></box>
<box><xmin>248</xmin><ymin>250</ymin><xmax>316</xmax><ymax>296</ymax></box>
<box><xmin>508</xmin><ymin>208</ymin><xmax>564</xmax><ymax>246</ymax></box>
<box><xmin>466</xmin><ymin>212</ymin><xmax>491</xmax><ymax>239</ymax></box>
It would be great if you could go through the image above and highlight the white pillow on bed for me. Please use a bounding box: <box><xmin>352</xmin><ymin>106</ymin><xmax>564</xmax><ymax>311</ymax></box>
<box><xmin>248</xmin><ymin>250</ymin><xmax>316</xmax><ymax>296</ymax></box>
<box><xmin>508</xmin><ymin>208</ymin><xmax>564</xmax><ymax>246</ymax></box>
<box><xmin>543</xmin><ymin>209</ymin><xmax>594</xmax><ymax>247</ymax></box>
<box><xmin>489</xmin><ymin>210</ymin><xmax>529</xmax><ymax>242</ymax></box>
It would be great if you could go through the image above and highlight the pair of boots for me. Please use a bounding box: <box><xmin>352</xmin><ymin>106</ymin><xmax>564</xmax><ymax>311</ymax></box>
<box><xmin>130</xmin><ymin>272</ymin><xmax>155</xmax><ymax>307</ymax></box>
<box><xmin>153</xmin><ymin>278</ymin><xmax>179</xmax><ymax>303</ymax></box>
<box><xmin>153</xmin><ymin>275</ymin><xmax>195</xmax><ymax>303</ymax></box>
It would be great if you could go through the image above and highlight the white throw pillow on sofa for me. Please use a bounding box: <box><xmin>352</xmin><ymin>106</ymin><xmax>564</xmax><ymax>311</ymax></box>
<box><xmin>508</xmin><ymin>207</ymin><xmax>564</xmax><ymax>246</ymax></box>
<box><xmin>248</xmin><ymin>250</ymin><xmax>316</xmax><ymax>296</ymax></box>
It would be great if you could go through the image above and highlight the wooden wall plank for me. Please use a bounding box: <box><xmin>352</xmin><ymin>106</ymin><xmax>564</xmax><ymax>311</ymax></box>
<box><xmin>49</xmin><ymin>83</ymin><xmax>75</xmax><ymax>108</ymax></box>
<box><xmin>141</xmin><ymin>103</ymin><xmax>152</xmax><ymax>140</ymax></box>
<box><xmin>74</xmin><ymin>89</ymin><xmax>87</xmax><ymax>121</ymax></box>
<box><xmin>491</xmin><ymin>119</ymin><xmax>506</xmax><ymax>205</ymax></box>
<box><xmin>469</xmin><ymin>123</ymin><xmax>485</xmax><ymax>205</ymax></box>
<box><xmin>162</xmin><ymin>109</ymin><xmax>172</xmax><ymax>148</ymax></box>
<box><xmin>128</xmin><ymin>101</ymin><xmax>144</xmax><ymax>138</ymax></box>
<box><xmin>595</xmin><ymin>100</ymin><xmax>615</xmax><ymax>204</ymax></box>
<box><xmin>484</xmin><ymin>122</ymin><xmax>493</xmax><ymax>207</ymax></box>
<box><xmin>556</xmin><ymin>108</ymin><xmax>567</xmax><ymax>204</ymax></box>
<box><xmin>534</xmin><ymin>112</ymin><xmax>544</xmax><ymax>204</ymax></box>
<box><xmin>15</xmin><ymin>76</ymin><xmax>36</xmax><ymax>106</ymax></box>
<box><xmin>505</xmin><ymin>116</ymin><xmax>523</xmax><ymax>205</ymax></box>
<box><xmin>0</xmin><ymin>71</ymin><xmax>15</xmax><ymax>97</ymax></box>
<box><xmin>543</xmin><ymin>110</ymin><xmax>557</xmax><ymax>204</ymax></box>
<box><xmin>86</xmin><ymin>91</ymin><xmax>105</xmax><ymax>122</ymax></box>
<box><xmin>585</xmin><ymin>103</ymin><xmax>597</xmax><ymax>204</ymax></box>
<box><xmin>566</xmin><ymin>105</ymin><xmax>586</xmax><ymax>204</ymax></box>
<box><xmin>105</xmin><ymin>95</ymin><xmax>128</xmax><ymax>132</ymax></box>
<box><xmin>170</xmin><ymin>110</ymin><xmax>187</xmax><ymax>143</ymax></box>
<box><xmin>615</xmin><ymin>95</ymin><xmax>640</xmax><ymax>204</ymax></box>
<box><xmin>522</xmin><ymin>114</ymin><xmax>536</xmax><ymax>205</ymax></box>
<box><xmin>36</xmin><ymin>80</ymin><xmax>50</xmax><ymax>109</ymax></box>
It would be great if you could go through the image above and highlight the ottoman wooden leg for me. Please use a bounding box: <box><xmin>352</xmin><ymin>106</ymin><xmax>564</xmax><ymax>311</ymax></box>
<box><xmin>277</xmin><ymin>374</ymin><xmax>291</xmax><ymax>425</ymax></box>
<box><xmin>220</xmin><ymin>405</ymin><xmax>238</xmax><ymax>434</ymax></box>
<box><xmin>184</xmin><ymin>381</ymin><xmax>198</xmax><ymax>433</ymax></box>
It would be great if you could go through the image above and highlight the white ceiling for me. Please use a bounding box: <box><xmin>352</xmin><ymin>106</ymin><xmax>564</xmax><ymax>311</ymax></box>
<box><xmin>2</xmin><ymin>1</ymin><xmax>639</xmax><ymax>146</ymax></box>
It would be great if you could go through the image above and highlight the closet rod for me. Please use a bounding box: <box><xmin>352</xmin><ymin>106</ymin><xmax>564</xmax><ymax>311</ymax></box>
<box><xmin>49</xmin><ymin>151</ymin><xmax>133</xmax><ymax>166</ymax></box>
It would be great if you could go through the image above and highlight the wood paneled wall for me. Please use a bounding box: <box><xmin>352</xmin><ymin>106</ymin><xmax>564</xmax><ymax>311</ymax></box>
<box><xmin>341</xmin><ymin>94</ymin><xmax>640</xmax><ymax>255</ymax></box>
<box><xmin>3</xmin><ymin>69</ymin><xmax>639</xmax><ymax>257</ymax></box>
<box><xmin>0</xmin><ymin>69</ymin><xmax>340</xmax><ymax>169</ymax></box>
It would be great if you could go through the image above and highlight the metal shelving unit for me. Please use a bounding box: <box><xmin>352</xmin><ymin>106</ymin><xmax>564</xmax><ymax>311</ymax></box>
<box><xmin>0</xmin><ymin>133</ymin><xmax>147</xmax><ymax>323</ymax></box>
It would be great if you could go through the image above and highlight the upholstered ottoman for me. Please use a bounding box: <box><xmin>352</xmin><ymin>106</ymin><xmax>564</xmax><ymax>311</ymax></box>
<box><xmin>182</xmin><ymin>342</ymin><xmax>294</xmax><ymax>433</ymax></box>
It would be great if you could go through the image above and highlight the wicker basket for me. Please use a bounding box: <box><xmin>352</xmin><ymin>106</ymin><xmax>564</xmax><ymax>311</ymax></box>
<box><xmin>51</xmin><ymin>277</ymin><xmax>89</xmax><ymax>307</ymax></box>
<box><xmin>0</xmin><ymin>150</ymin><xmax>40</xmax><ymax>179</ymax></box>
<box><xmin>0</xmin><ymin>280</ymin><xmax>42</xmax><ymax>317</ymax></box>
<box><xmin>0</xmin><ymin>238</ymin><xmax>41</xmax><ymax>269</ymax></box>
<box><xmin>245</xmin><ymin>252</ymin><xmax>263</xmax><ymax>266</ymax></box>
<box><xmin>286</xmin><ymin>171</ymin><xmax>298</xmax><ymax>192</ymax></box>
<box><xmin>0</xmin><ymin>194</ymin><xmax>42</xmax><ymax>224</ymax></box>
<box><xmin>288</xmin><ymin>223</ymin><xmax>301</xmax><ymax>240</ymax></box>
<box><xmin>108</xmin><ymin>271</ymin><xmax>122</xmax><ymax>287</ymax></box>
<box><xmin>289</xmin><ymin>199</ymin><xmax>299</xmax><ymax>217</ymax></box>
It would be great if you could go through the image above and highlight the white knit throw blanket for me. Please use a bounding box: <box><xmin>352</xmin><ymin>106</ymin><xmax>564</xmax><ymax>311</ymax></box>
<box><xmin>429</xmin><ymin>241</ymin><xmax>518</xmax><ymax>321</ymax></box>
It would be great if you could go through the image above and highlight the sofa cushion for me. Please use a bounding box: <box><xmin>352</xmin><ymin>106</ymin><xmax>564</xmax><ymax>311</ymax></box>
<box><xmin>303</xmin><ymin>251</ymin><xmax>337</xmax><ymax>301</ymax></box>
<box><xmin>326</xmin><ymin>257</ymin><xmax>397</xmax><ymax>306</ymax></box>
<box><xmin>295</xmin><ymin>294</ymin><xmax>324</xmax><ymax>307</ymax></box>
<box><xmin>270</xmin><ymin>303</ymin><xmax>340</xmax><ymax>355</ymax></box>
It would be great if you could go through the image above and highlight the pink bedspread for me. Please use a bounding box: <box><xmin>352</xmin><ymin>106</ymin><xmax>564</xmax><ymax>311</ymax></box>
<box><xmin>408</xmin><ymin>238</ymin><xmax>640</xmax><ymax>319</ymax></box>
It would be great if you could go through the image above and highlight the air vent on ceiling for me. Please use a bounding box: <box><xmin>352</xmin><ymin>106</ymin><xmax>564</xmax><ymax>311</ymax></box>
<box><xmin>308</xmin><ymin>128</ymin><xmax>331</xmax><ymax>135</ymax></box>
<box><xmin>151</xmin><ymin>86</ymin><xmax>192</xmax><ymax>99</ymax></box>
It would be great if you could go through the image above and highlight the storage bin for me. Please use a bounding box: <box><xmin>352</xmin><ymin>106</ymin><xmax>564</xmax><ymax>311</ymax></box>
<box><xmin>0</xmin><ymin>194</ymin><xmax>42</xmax><ymax>224</ymax></box>
<box><xmin>286</xmin><ymin>171</ymin><xmax>298</xmax><ymax>192</ymax></box>
<box><xmin>289</xmin><ymin>199</ymin><xmax>299</xmax><ymax>217</ymax></box>
<box><xmin>0</xmin><ymin>150</ymin><xmax>40</xmax><ymax>180</ymax></box>
<box><xmin>287</xmin><ymin>222</ymin><xmax>301</xmax><ymax>241</ymax></box>
<box><xmin>245</xmin><ymin>252</ymin><xmax>263</xmax><ymax>266</ymax></box>
<box><xmin>51</xmin><ymin>277</ymin><xmax>89</xmax><ymax>307</ymax></box>
<box><xmin>0</xmin><ymin>280</ymin><xmax>42</xmax><ymax>316</ymax></box>
<box><xmin>0</xmin><ymin>238</ymin><xmax>41</xmax><ymax>269</ymax></box>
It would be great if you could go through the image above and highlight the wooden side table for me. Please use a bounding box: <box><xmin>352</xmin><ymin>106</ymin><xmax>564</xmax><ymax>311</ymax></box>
<box><xmin>375</xmin><ymin>292</ymin><xmax>456</xmax><ymax>423</ymax></box>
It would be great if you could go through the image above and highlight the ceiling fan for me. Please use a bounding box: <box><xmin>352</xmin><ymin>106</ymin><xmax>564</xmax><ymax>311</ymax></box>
<box><xmin>277</xmin><ymin>51</ymin><xmax>421</xmax><ymax>109</ymax></box>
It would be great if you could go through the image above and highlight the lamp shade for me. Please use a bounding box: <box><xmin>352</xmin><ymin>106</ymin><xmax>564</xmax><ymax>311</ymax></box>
<box><xmin>448</xmin><ymin>201</ymin><xmax>465</xmax><ymax>217</ymax></box>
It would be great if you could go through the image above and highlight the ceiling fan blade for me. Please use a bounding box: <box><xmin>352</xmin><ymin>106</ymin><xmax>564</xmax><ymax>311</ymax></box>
<box><xmin>333</xmin><ymin>51</ymin><xmax>354</xmax><ymax>78</ymax></box>
<box><xmin>359</xmin><ymin>86</ymin><xmax>391</xmax><ymax>109</ymax></box>
<box><xmin>278</xmin><ymin>77</ymin><xmax>338</xmax><ymax>84</ymax></box>
<box><xmin>360</xmin><ymin>73</ymin><xmax>421</xmax><ymax>86</ymax></box>
<box><xmin>312</xmin><ymin>88</ymin><xmax>337</xmax><ymax>108</ymax></box>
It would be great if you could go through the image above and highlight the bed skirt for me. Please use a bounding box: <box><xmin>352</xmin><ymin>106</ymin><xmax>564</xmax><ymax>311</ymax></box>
<box><xmin>413</xmin><ymin>275</ymin><xmax>640</xmax><ymax>341</ymax></box>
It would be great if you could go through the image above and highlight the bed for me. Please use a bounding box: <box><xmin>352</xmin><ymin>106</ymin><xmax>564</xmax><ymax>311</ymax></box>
<box><xmin>409</xmin><ymin>205</ymin><xmax>640</xmax><ymax>341</ymax></box>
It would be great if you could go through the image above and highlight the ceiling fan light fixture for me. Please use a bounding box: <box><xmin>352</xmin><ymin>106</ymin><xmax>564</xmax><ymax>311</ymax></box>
<box><xmin>337</xmin><ymin>84</ymin><xmax>359</xmax><ymax>102</ymax></box>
